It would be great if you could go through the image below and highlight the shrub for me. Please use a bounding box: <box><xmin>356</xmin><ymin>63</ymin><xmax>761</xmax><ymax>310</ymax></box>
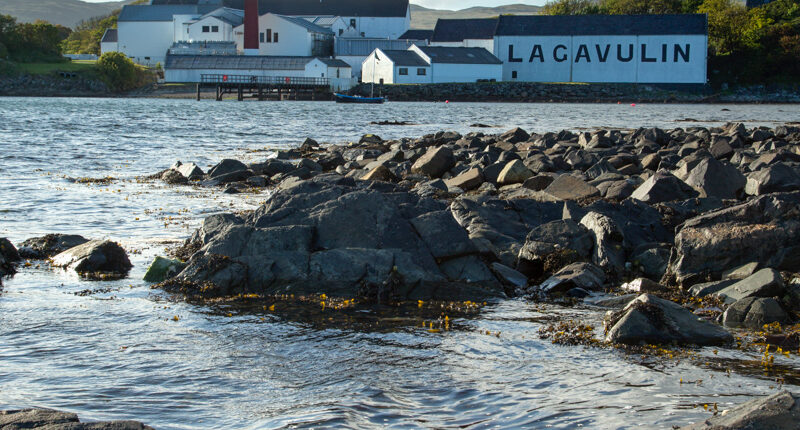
<box><xmin>97</xmin><ymin>51</ymin><xmax>139</xmax><ymax>91</ymax></box>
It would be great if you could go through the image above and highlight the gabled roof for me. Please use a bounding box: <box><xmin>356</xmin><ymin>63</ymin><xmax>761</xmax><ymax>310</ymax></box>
<box><xmin>495</xmin><ymin>14</ymin><xmax>708</xmax><ymax>36</ymax></box>
<box><xmin>315</xmin><ymin>58</ymin><xmax>351</xmax><ymax>67</ymax></box>
<box><xmin>119</xmin><ymin>5</ymin><xmax>212</xmax><ymax>21</ymax></box>
<box><xmin>151</xmin><ymin>0</ymin><xmax>409</xmax><ymax>17</ymax></box>
<box><xmin>101</xmin><ymin>28</ymin><xmax>118</xmax><ymax>43</ymax></box>
<box><xmin>189</xmin><ymin>7</ymin><xmax>244</xmax><ymax>26</ymax></box>
<box><xmin>276</xmin><ymin>15</ymin><xmax>334</xmax><ymax>34</ymax></box>
<box><xmin>431</xmin><ymin>18</ymin><xmax>498</xmax><ymax>42</ymax></box>
<box><xmin>399</xmin><ymin>29</ymin><xmax>433</xmax><ymax>40</ymax></box>
<box><xmin>305</xmin><ymin>16</ymin><xmax>342</xmax><ymax>27</ymax></box>
<box><xmin>336</xmin><ymin>38</ymin><xmax>419</xmax><ymax>56</ymax></box>
<box><xmin>165</xmin><ymin>54</ymin><xmax>314</xmax><ymax>70</ymax></box>
<box><xmin>415</xmin><ymin>46</ymin><xmax>502</xmax><ymax>65</ymax></box>
<box><xmin>376</xmin><ymin>50</ymin><xmax>428</xmax><ymax>67</ymax></box>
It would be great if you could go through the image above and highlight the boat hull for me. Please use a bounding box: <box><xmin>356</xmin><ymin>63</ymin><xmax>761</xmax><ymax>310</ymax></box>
<box><xmin>334</xmin><ymin>93</ymin><xmax>385</xmax><ymax>104</ymax></box>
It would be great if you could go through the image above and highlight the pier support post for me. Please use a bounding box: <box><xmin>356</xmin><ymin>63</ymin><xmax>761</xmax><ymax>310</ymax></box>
<box><xmin>237</xmin><ymin>85</ymin><xmax>243</xmax><ymax>102</ymax></box>
<box><xmin>196</xmin><ymin>83</ymin><xmax>201</xmax><ymax>101</ymax></box>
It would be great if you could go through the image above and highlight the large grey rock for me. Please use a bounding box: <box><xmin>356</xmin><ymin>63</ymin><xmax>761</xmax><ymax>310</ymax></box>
<box><xmin>605</xmin><ymin>294</ymin><xmax>733</xmax><ymax>346</ymax></box>
<box><xmin>681</xmin><ymin>391</ymin><xmax>800</xmax><ymax>430</ymax></box>
<box><xmin>162</xmin><ymin>169</ymin><xmax>188</xmax><ymax>185</ymax></box>
<box><xmin>518</xmin><ymin>220</ymin><xmax>593</xmax><ymax>265</ymax></box>
<box><xmin>722</xmin><ymin>296</ymin><xmax>791</xmax><ymax>328</ymax></box>
<box><xmin>208</xmin><ymin>159</ymin><xmax>249</xmax><ymax>179</ymax></box>
<box><xmin>18</xmin><ymin>234</ymin><xmax>89</xmax><ymax>259</ymax></box>
<box><xmin>580</xmin><ymin>211</ymin><xmax>625</xmax><ymax>275</ymax></box>
<box><xmin>143</xmin><ymin>256</ymin><xmax>186</xmax><ymax>283</ymax></box>
<box><xmin>666</xmin><ymin>192</ymin><xmax>800</xmax><ymax>284</ymax></box>
<box><xmin>410</xmin><ymin>210</ymin><xmax>477</xmax><ymax>259</ymax></box>
<box><xmin>715</xmin><ymin>268</ymin><xmax>786</xmax><ymax>304</ymax></box>
<box><xmin>745</xmin><ymin>163</ymin><xmax>800</xmax><ymax>196</ymax></box>
<box><xmin>544</xmin><ymin>175</ymin><xmax>600</xmax><ymax>201</ymax></box>
<box><xmin>411</xmin><ymin>147</ymin><xmax>455</xmax><ymax>178</ymax></box>
<box><xmin>445</xmin><ymin>167</ymin><xmax>483</xmax><ymax>191</ymax></box>
<box><xmin>538</xmin><ymin>262</ymin><xmax>605</xmax><ymax>294</ymax></box>
<box><xmin>1</xmin><ymin>238</ymin><xmax>20</xmax><ymax>280</ymax></box>
<box><xmin>491</xmin><ymin>262</ymin><xmax>527</xmax><ymax>288</ymax></box>
<box><xmin>176</xmin><ymin>162</ymin><xmax>204</xmax><ymax>180</ymax></box>
<box><xmin>684</xmin><ymin>157</ymin><xmax>746</xmax><ymax>199</ymax></box>
<box><xmin>500</xmin><ymin>127</ymin><xmax>529</xmax><ymax>143</ymax></box>
<box><xmin>51</xmin><ymin>240</ymin><xmax>132</xmax><ymax>277</ymax></box>
<box><xmin>630</xmin><ymin>170</ymin><xmax>699</xmax><ymax>204</ymax></box>
<box><xmin>0</xmin><ymin>408</ymin><xmax>153</xmax><ymax>430</ymax></box>
<box><xmin>688</xmin><ymin>280</ymin><xmax>737</xmax><ymax>297</ymax></box>
<box><xmin>438</xmin><ymin>254</ymin><xmax>497</xmax><ymax>283</ymax></box>
<box><xmin>497</xmin><ymin>160</ymin><xmax>533</xmax><ymax>185</ymax></box>
<box><xmin>250</xmin><ymin>159</ymin><xmax>295</xmax><ymax>176</ymax></box>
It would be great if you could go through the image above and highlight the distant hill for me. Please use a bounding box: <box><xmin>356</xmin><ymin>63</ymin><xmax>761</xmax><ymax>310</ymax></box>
<box><xmin>0</xmin><ymin>0</ymin><xmax>134</xmax><ymax>28</ymax></box>
<box><xmin>410</xmin><ymin>3</ymin><xmax>542</xmax><ymax>30</ymax></box>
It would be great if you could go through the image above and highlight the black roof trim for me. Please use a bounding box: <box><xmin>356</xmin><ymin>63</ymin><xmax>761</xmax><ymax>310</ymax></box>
<box><xmin>431</xmin><ymin>18</ymin><xmax>498</xmax><ymax>42</ymax></box>
<box><xmin>496</xmin><ymin>14</ymin><xmax>708</xmax><ymax>36</ymax></box>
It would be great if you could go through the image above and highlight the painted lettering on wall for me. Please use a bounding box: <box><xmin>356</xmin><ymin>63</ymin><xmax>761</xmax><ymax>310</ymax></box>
<box><xmin>508</xmin><ymin>43</ymin><xmax>691</xmax><ymax>63</ymax></box>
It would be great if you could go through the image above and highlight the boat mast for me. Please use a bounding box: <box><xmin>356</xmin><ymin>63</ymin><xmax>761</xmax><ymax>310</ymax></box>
<box><xmin>371</xmin><ymin>52</ymin><xmax>376</xmax><ymax>98</ymax></box>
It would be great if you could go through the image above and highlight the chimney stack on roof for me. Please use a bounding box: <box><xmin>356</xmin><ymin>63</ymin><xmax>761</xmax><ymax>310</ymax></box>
<box><xmin>243</xmin><ymin>0</ymin><xmax>259</xmax><ymax>55</ymax></box>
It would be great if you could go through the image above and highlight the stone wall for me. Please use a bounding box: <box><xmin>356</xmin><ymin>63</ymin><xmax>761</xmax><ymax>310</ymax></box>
<box><xmin>0</xmin><ymin>74</ymin><xmax>109</xmax><ymax>97</ymax></box>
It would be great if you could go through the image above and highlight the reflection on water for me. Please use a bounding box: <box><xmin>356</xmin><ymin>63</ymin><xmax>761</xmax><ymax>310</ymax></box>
<box><xmin>1</xmin><ymin>98</ymin><xmax>798</xmax><ymax>429</ymax></box>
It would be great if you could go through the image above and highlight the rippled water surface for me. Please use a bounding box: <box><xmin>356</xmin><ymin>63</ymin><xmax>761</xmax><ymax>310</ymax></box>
<box><xmin>1</xmin><ymin>98</ymin><xmax>799</xmax><ymax>429</ymax></box>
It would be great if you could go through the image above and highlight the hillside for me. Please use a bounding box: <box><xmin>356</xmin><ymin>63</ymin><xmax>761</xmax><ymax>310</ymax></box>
<box><xmin>410</xmin><ymin>3</ymin><xmax>541</xmax><ymax>29</ymax></box>
<box><xmin>0</xmin><ymin>0</ymin><xmax>133</xmax><ymax>28</ymax></box>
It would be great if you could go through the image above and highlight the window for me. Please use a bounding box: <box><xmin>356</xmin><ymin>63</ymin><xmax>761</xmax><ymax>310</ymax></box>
<box><xmin>379</xmin><ymin>78</ymin><xmax>384</xmax><ymax>84</ymax></box>
<box><xmin>260</xmin><ymin>32</ymin><xmax>264</xmax><ymax>43</ymax></box>
<box><xmin>360</xmin><ymin>32</ymin><xmax>365</xmax><ymax>37</ymax></box>
<box><xmin>273</xmin><ymin>32</ymin><xmax>278</xmax><ymax>43</ymax></box>
<box><xmin>399</xmin><ymin>68</ymin><xmax>408</xmax><ymax>75</ymax></box>
<box><xmin>202</xmin><ymin>26</ymin><xmax>210</xmax><ymax>33</ymax></box>
<box><xmin>417</xmin><ymin>68</ymin><xmax>426</xmax><ymax>76</ymax></box>
<box><xmin>339</xmin><ymin>29</ymin><xmax>343</xmax><ymax>36</ymax></box>
<box><xmin>266</xmin><ymin>29</ymin><xmax>272</xmax><ymax>43</ymax></box>
<box><xmin>336</xmin><ymin>68</ymin><xmax>340</xmax><ymax>78</ymax></box>
<box><xmin>322</xmin><ymin>73</ymin><xmax>325</xmax><ymax>77</ymax></box>
<box><xmin>211</xmin><ymin>26</ymin><xmax>219</xmax><ymax>33</ymax></box>
<box><xmin>350</xmin><ymin>18</ymin><xmax>356</xmax><ymax>28</ymax></box>
<box><xmin>511</xmin><ymin>71</ymin><xmax>518</xmax><ymax>79</ymax></box>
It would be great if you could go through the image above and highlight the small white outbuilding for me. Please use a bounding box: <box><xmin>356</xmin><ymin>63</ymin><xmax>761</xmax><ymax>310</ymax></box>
<box><xmin>361</xmin><ymin>45</ymin><xmax>502</xmax><ymax>84</ymax></box>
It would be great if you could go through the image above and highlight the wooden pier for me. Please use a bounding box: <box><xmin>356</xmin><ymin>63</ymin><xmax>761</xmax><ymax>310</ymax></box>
<box><xmin>198</xmin><ymin>74</ymin><xmax>332</xmax><ymax>101</ymax></box>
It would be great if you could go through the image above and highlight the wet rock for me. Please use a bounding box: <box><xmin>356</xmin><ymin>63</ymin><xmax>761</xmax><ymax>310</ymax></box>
<box><xmin>438</xmin><ymin>255</ymin><xmax>498</xmax><ymax>284</ymax></box>
<box><xmin>518</xmin><ymin>220</ymin><xmax>592</xmax><ymax>271</ymax></box>
<box><xmin>208</xmin><ymin>159</ymin><xmax>248</xmax><ymax>179</ymax></box>
<box><xmin>143</xmin><ymin>256</ymin><xmax>186</xmax><ymax>283</ymax></box>
<box><xmin>497</xmin><ymin>160</ymin><xmax>533</xmax><ymax>185</ymax></box>
<box><xmin>632</xmin><ymin>245</ymin><xmax>670</xmax><ymax>280</ymax></box>
<box><xmin>684</xmin><ymin>157</ymin><xmax>746</xmax><ymax>199</ymax></box>
<box><xmin>605</xmin><ymin>294</ymin><xmax>733</xmax><ymax>346</ymax></box>
<box><xmin>630</xmin><ymin>170</ymin><xmax>699</xmax><ymax>204</ymax></box>
<box><xmin>445</xmin><ymin>167</ymin><xmax>483</xmax><ymax>191</ymax></box>
<box><xmin>620</xmin><ymin>278</ymin><xmax>667</xmax><ymax>294</ymax></box>
<box><xmin>176</xmin><ymin>162</ymin><xmax>204</xmax><ymax>180</ymax></box>
<box><xmin>490</xmin><ymin>262</ymin><xmax>527</xmax><ymax>288</ymax></box>
<box><xmin>0</xmin><ymin>408</ymin><xmax>153</xmax><ymax>430</ymax></box>
<box><xmin>688</xmin><ymin>280</ymin><xmax>737</xmax><ymax>297</ymax></box>
<box><xmin>1</xmin><ymin>238</ymin><xmax>20</xmax><ymax>280</ymax></box>
<box><xmin>592</xmin><ymin>294</ymin><xmax>638</xmax><ymax>308</ymax></box>
<box><xmin>246</xmin><ymin>176</ymin><xmax>269</xmax><ymax>188</ymax></box>
<box><xmin>722</xmin><ymin>296</ymin><xmax>791</xmax><ymax>328</ymax></box>
<box><xmin>18</xmin><ymin>234</ymin><xmax>90</xmax><ymax>259</ymax></box>
<box><xmin>681</xmin><ymin>390</ymin><xmax>800</xmax><ymax>430</ymax></box>
<box><xmin>411</xmin><ymin>147</ymin><xmax>455</xmax><ymax>178</ymax></box>
<box><xmin>538</xmin><ymin>262</ymin><xmax>606</xmax><ymax>294</ymax></box>
<box><xmin>410</xmin><ymin>210</ymin><xmax>477</xmax><ymax>259</ymax></box>
<box><xmin>745</xmin><ymin>163</ymin><xmax>800</xmax><ymax>196</ymax></box>
<box><xmin>162</xmin><ymin>169</ymin><xmax>188</xmax><ymax>185</ymax></box>
<box><xmin>250</xmin><ymin>159</ymin><xmax>295</xmax><ymax>176</ymax></box>
<box><xmin>51</xmin><ymin>240</ymin><xmax>132</xmax><ymax>278</ymax></box>
<box><xmin>715</xmin><ymin>268</ymin><xmax>786</xmax><ymax>304</ymax></box>
<box><xmin>544</xmin><ymin>175</ymin><xmax>600</xmax><ymax>201</ymax></box>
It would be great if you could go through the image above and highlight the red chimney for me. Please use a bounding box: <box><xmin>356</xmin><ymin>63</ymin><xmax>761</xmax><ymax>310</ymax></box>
<box><xmin>244</xmin><ymin>0</ymin><xmax>259</xmax><ymax>55</ymax></box>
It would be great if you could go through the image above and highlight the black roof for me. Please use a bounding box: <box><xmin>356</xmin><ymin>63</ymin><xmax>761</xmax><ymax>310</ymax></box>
<box><xmin>416</xmin><ymin>46</ymin><xmax>502</xmax><ymax>64</ymax></box>
<box><xmin>377</xmin><ymin>50</ymin><xmax>428</xmax><ymax>67</ymax></box>
<box><xmin>496</xmin><ymin>14</ymin><xmax>707</xmax><ymax>36</ymax></box>
<box><xmin>399</xmin><ymin>29</ymin><xmax>433</xmax><ymax>40</ymax></box>
<box><xmin>101</xmin><ymin>28</ymin><xmax>118</xmax><ymax>43</ymax></box>
<box><xmin>151</xmin><ymin>0</ymin><xmax>409</xmax><ymax>17</ymax></box>
<box><xmin>431</xmin><ymin>18</ymin><xmax>498</xmax><ymax>42</ymax></box>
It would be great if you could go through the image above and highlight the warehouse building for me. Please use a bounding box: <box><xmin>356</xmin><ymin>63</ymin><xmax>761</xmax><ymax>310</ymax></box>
<box><xmin>362</xmin><ymin>45</ymin><xmax>502</xmax><ymax>84</ymax></box>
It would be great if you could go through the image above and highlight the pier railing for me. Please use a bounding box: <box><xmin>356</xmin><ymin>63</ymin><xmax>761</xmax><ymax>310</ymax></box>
<box><xmin>200</xmin><ymin>74</ymin><xmax>330</xmax><ymax>87</ymax></box>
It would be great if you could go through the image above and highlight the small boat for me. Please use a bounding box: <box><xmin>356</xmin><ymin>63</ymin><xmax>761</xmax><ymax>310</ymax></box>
<box><xmin>334</xmin><ymin>93</ymin><xmax>385</xmax><ymax>104</ymax></box>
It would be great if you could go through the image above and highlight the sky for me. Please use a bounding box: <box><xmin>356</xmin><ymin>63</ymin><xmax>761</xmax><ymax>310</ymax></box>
<box><xmin>80</xmin><ymin>0</ymin><xmax>549</xmax><ymax>11</ymax></box>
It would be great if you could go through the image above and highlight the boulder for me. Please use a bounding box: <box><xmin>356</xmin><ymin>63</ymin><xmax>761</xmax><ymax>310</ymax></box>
<box><xmin>522</xmin><ymin>175</ymin><xmax>554</xmax><ymax>191</ymax></box>
<box><xmin>361</xmin><ymin>165</ymin><xmax>396</xmax><ymax>182</ymax></box>
<box><xmin>162</xmin><ymin>169</ymin><xmax>188</xmax><ymax>185</ymax></box>
<box><xmin>630</xmin><ymin>170</ymin><xmax>699</xmax><ymax>204</ymax></box>
<box><xmin>1</xmin><ymin>238</ymin><xmax>20</xmax><ymax>279</ymax></box>
<box><xmin>538</xmin><ymin>262</ymin><xmax>605</xmax><ymax>294</ymax></box>
<box><xmin>721</xmin><ymin>262</ymin><xmax>760</xmax><ymax>280</ymax></box>
<box><xmin>688</xmin><ymin>280</ymin><xmax>736</xmax><ymax>297</ymax></box>
<box><xmin>445</xmin><ymin>167</ymin><xmax>484</xmax><ymax>191</ymax></box>
<box><xmin>250</xmin><ymin>159</ymin><xmax>295</xmax><ymax>176</ymax></box>
<box><xmin>409</xmin><ymin>210</ymin><xmax>477</xmax><ymax>259</ymax></box>
<box><xmin>18</xmin><ymin>234</ymin><xmax>89</xmax><ymax>259</ymax></box>
<box><xmin>605</xmin><ymin>294</ymin><xmax>733</xmax><ymax>346</ymax></box>
<box><xmin>51</xmin><ymin>240</ymin><xmax>132</xmax><ymax>278</ymax></box>
<box><xmin>500</xmin><ymin>127</ymin><xmax>529</xmax><ymax>144</ymax></box>
<box><xmin>491</xmin><ymin>262</ymin><xmax>528</xmax><ymax>288</ymax></box>
<box><xmin>518</xmin><ymin>219</ymin><xmax>593</xmax><ymax>267</ymax></box>
<box><xmin>0</xmin><ymin>408</ymin><xmax>153</xmax><ymax>430</ymax></box>
<box><xmin>143</xmin><ymin>256</ymin><xmax>186</xmax><ymax>283</ymax></box>
<box><xmin>681</xmin><ymin>391</ymin><xmax>800</xmax><ymax>430</ymax></box>
<box><xmin>745</xmin><ymin>163</ymin><xmax>800</xmax><ymax>196</ymax></box>
<box><xmin>684</xmin><ymin>157</ymin><xmax>746</xmax><ymax>199</ymax></box>
<box><xmin>411</xmin><ymin>147</ymin><xmax>455</xmax><ymax>178</ymax></box>
<box><xmin>208</xmin><ymin>159</ymin><xmax>249</xmax><ymax>179</ymax></box>
<box><xmin>497</xmin><ymin>160</ymin><xmax>533</xmax><ymax>185</ymax></box>
<box><xmin>722</xmin><ymin>296</ymin><xmax>791</xmax><ymax>328</ymax></box>
<box><xmin>714</xmin><ymin>268</ymin><xmax>786</xmax><ymax>304</ymax></box>
<box><xmin>580</xmin><ymin>211</ymin><xmax>625</xmax><ymax>275</ymax></box>
<box><xmin>544</xmin><ymin>175</ymin><xmax>600</xmax><ymax>201</ymax></box>
<box><xmin>176</xmin><ymin>162</ymin><xmax>204</xmax><ymax>180</ymax></box>
<box><xmin>620</xmin><ymin>278</ymin><xmax>667</xmax><ymax>294</ymax></box>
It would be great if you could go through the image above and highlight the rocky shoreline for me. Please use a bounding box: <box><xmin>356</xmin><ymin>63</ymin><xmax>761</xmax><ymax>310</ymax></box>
<box><xmin>4</xmin><ymin>122</ymin><xmax>800</xmax><ymax>428</ymax></box>
<box><xmin>0</xmin><ymin>74</ymin><xmax>110</xmax><ymax>97</ymax></box>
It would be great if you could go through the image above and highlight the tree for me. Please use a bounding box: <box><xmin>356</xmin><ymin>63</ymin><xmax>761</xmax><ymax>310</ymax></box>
<box><xmin>62</xmin><ymin>14</ymin><xmax>118</xmax><ymax>55</ymax></box>
<box><xmin>699</xmin><ymin>0</ymin><xmax>752</xmax><ymax>54</ymax></box>
<box><xmin>543</xmin><ymin>0</ymin><xmax>600</xmax><ymax>15</ymax></box>
<box><xmin>599</xmin><ymin>0</ymin><xmax>683</xmax><ymax>14</ymax></box>
<box><xmin>97</xmin><ymin>51</ymin><xmax>138</xmax><ymax>91</ymax></box>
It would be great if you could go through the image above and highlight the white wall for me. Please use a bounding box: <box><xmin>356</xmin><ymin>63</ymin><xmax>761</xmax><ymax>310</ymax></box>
<box><xmin>118</xmin><ymin>20</ymin><xmax>174</xmax><ymax>66</ymax></box>
<box><xmin>361</xmin><ymin>50</ymin><xmax>397</xmax><ymax>84</ymax></box>
<box><xmin>394</xmin><ymin>65</ymin><xmax>430</xmax><ymax>84</ymax></box>
<box><xmin>165</xmin><ymin>68</ymin><xmax>306</xmax><ymax>83</ymax></box>
<box><xmin>234</xmin><ymin>14</ymin><xmax>314</xmax><ymax>56</ymax></box>
<box><xmin>186</xmin><ymin>16</ymin><xmax>234</xmax><ymax>42</ymax></box>
<box><xmin>337</xmin><ymin>55</ymin><xmax>365</xmax><ymax>79</ymax></box>
<box><xmin>495</xmin><ymin>34</ymin><xmax>707</xmax><ymax>83</ymax></box>
<box><xmin>338</xmin><ymin>14</ymin><xmax>409</xmax><ymax>39</ymax></box>
<box><xmin>173</xmin><ymin>14</ymin><xmax>198</xmax><ymax>43</ymax></box>
<box><xmin>100</xmin><ymin>42</ymin><xmax>118</xmax><ymax>55</ymax></box>
<box><xmin>431</xmin><ymin>63</ymin><xmax>501</xmax><ymax>83</ymax></box>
